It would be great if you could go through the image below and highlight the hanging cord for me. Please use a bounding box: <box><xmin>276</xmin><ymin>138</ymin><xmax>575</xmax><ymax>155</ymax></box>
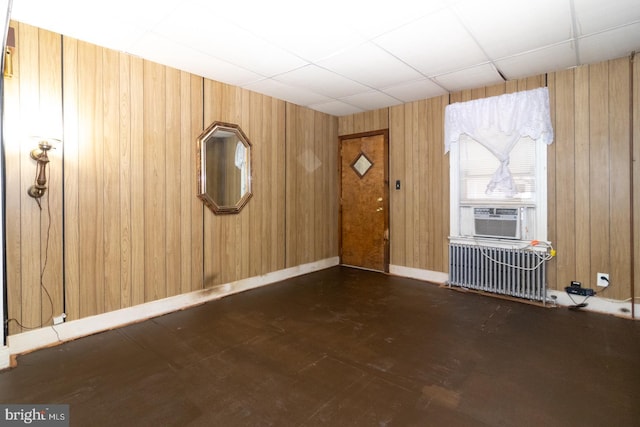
<box><xmin>7</xmin><ymin>175</ymin><xmax>58</xmax><ymax>340</ymax></box>
<box><xmin>473</xmin><ymin>238</ymin><xmax>555</xmax><ymax>271</ymax></box>
<box><xmin>567</xmin><ymin>292</ymin><xmax>592</xmax><ymax>309</ymax></box>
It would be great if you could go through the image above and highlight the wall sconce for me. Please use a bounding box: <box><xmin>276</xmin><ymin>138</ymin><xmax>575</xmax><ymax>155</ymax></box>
<box><xmin>27</xmin><ymin>138</ymin><xmax>59</xmax><ymax>200</ymax></box>
<box><xmin>4</xmin><ymin>26</ymin><xmax>15</xmax><ymax>79</ymax></box>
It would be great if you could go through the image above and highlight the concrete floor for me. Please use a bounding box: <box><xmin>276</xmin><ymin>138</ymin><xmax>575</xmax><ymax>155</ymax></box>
<box><xmin>1</xmin><ymin>266</ymin><xmax>639</xmax><ymax>426</ymax></box>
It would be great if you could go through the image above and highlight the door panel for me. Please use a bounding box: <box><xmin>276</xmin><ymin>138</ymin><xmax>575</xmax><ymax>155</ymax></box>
<box><xmin>340</xmin><ymin>133</ymin><xmax>388</xmax><ymax>271</ymax></box>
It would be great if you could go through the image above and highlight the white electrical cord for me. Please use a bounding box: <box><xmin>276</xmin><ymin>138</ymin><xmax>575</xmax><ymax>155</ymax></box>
<box><xmin>472</xmin><ymin>238</ymin><xmax>555</xmax><ymax>271</ymax></box>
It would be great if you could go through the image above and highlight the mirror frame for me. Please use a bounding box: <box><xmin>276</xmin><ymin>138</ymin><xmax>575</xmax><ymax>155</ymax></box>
<box><xmin>196</xmin><ymin>121</ymin><xmax>252</xmax><ymax>215</ymax></box>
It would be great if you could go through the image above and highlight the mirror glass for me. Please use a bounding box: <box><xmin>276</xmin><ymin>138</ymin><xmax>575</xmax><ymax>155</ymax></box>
<box><xmin>197</xmin><ymin>121</ymin><xmax>252</xmax><ymax>214</ymax></box>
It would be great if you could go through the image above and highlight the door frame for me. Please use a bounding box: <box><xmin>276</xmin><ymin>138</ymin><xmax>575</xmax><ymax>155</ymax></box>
<box><xmin>338</xmin><ymin>130</ymin><xmax>390</xmax><ymax>272</ymax></box>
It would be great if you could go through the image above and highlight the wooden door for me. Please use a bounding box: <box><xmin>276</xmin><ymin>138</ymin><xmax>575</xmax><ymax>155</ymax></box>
<box><xmin>340</xmin><ymin>132</ymin><xmax>389</xmax><ymax>272</ymax></box>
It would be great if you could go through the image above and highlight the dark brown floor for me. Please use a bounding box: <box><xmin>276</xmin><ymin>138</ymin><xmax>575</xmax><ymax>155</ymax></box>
<box><xmin>1</xmin><ymin>266</ymin><xmax>639</xmax><ymax>426</ymax></box>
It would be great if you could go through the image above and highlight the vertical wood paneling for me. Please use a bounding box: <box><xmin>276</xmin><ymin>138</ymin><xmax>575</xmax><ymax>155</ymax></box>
<box><xmin>119</xmin><ymin>52</ymin><xmax>132</xmax><ymax>308</ymax></box>
<box><xmin>285</xmin><ymin>103</ymin><xmax>298</xmax><ymax>267</ymax></box>
<box><xmin>103</xmin><ymin>48</ymin><xmax>121</xmax><ymax>312</ymax></box>
<box><xmin>62</xmin><ymin>36</ymin><xmax>79</xmax><ymax>322</ymax></box>
<box><xmin>589</xmin><ymin>62</ymin><xmax>611</xmax><ymax>288</ymax></box>
<box><xmin>165</xmin><ymin>67</ymin><xmax>181</xmax><ymax>298</ymax></box>
<box><xmin>129</xmin><ymin>56</ymin><xmax>145</xmax><ymax>307</ymax></box>
<box><xmin>389</xmin><ymin>104</ymin><xmax>405</xmax><ymax>266</ymax></box>
<box><xmin>4</xmin><ymin>22</ymin><xmax>25</xmax><ymax>334</ymax></box>
<box><xmin>608</xmin><ymin>58</ymin><xmax>632</xmax><ymax>300</ymax></box>
<box><xmin>62</xmin><ymin>43</ymin><xmax>203</xmax><ymax>319</ymax></box>
<box><xmin>17</xmin><ymin>24</ymin><xmax>42</xmax><ymax>329</ymax></box>
<box><xmin>546</xmin><ymin>72</ymin><xmax>558</xmax><ymax>290</ymax></box>
<box><xmin>240</xmin><ymin>89</ymin><xmax>251</xmax><ymax>280</ymax></box>
<box><xmin>404</xmin><ymin>102</ymin><xmax>416</xmax><ymax>266</ymax></box>
<box><xmin>314</xmin><ymin>112</ymin><xmax>325</xmax><ymax>260</ymax></box>
<box><xmin>185</xmin><ymin>73</ymin><xmax>204</xmax><ymax>294</ymax></box>
<box><xmin>202</xmin><ymin>80</ymin><xmax>292</xmax><ymax>287</ymax></box>
<box><xmin>249</xmin><ymin>91</ymin><xmax>262</xmax><ymax>278</ymax></box>
<box><xmin>417</xmin><ymin>100</ymin><xmax>429</xmax><ymax>269</ymax></box>
<box><xmin>546</xmin><ymin>59</ymin><xmax>633</xmax><ymax>299</ymax></box>
<box><xmin>338</xmin><ymin>108</ymin><xmax>389</xmax><ymax>136</ymax></box>
<box><xmin>573</xmin><ymin>65</ymin><xmax>591</xmax><ymax>286</ymax></box>
<box><xmin>204</xmin><ymin>81</ymin><xmax>239</xmax><ymax>285</ymax></box>
<box><xmin>202</xmin><ymin>81</ymin><xmax>220</xmax><ymax>287</ymax></box>
<box><xmin>273</xmin><ymin>98</ymin><xmax>287</xmax><ymax>270</ymax></box>
<box><xmin>386</xmin><ymin>96</ymin><xmax>450</xmax><ymax>273</ymax></box>
<box><xmin>551</xmin><ymin>69</ymin><xmax>576</xmax><ymax>289</ymax></box>
<box><xmin>143</xmin><ymin>61</ymin><xmax>167</xmax><ymax>301</ymax></box>
<box><xmin>428</xmin><ymin>96</ymin><xmax>447</xmax><ymax>271</ymax></box>
<box><xmin>285</xmin><ymin>104</ymin><xmax>338</xmax><ymax>267</ymax></box>
<box><xmin>633</xmin><ymin>54</ymin><xmax>640</xmax><ymax>312</ymax></box>
<box><xmin>37</xmin><ymin>29</ymin><xmax>64</xmax><ymax>325</ymax></box>
<box><xmin>439</xmin><ymin>95</ymin><xmax>451</xmax><ymax>268</ymax></box>
<box><xmin>78</xmin><ymin>40</ymin><xmax>104</xmax><ymax>318</ymax></box>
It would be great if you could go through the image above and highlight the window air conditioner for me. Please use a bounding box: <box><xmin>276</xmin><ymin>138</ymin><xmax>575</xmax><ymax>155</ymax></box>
<box><xmin>473</xmin><ymin>207</ymin><xmax>521</xmax><ymax>239</ymax></box>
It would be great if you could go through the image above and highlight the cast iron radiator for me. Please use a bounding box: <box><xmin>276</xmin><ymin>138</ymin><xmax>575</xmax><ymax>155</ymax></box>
<box><xmin>448</xmin><ymin>242</ymin><xmax>546</xmax><ymax>302</ymax></box>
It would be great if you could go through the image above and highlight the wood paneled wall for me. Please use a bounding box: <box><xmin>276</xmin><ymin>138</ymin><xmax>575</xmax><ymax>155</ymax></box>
<box><xmin>59</xmin><ymin>40</ymin><xmax>206</xmax><ymax>320</ymax></box>
<box><xmin>4</xmin><ymin>22</ymin><xmax>339</xmax><ymax>335</ymax></box>
<box><xmin>286</xmin><ymin>104</ymin><xmax>339</xmax><ymax>267</ymax></box>
<box><xmin>388</xmin><ymin>96</ymin><xmax>450</xmax><ymax>272</ymax></box>
<box><xmin>339</xmin><ymin>67</ymin><xmax>637</xmax><ymax>304</ymax></box>
<box><xmin>634</xmin><ymin>53</ymin><xmax>640</xmax><ymax>307</ymax></box>
<box><xmin>4</xmin><ymin>24</ymin><xmax>64</xmax><ymax>334</ymax></box>
<box><xmin>548</xmin><ymin>58</ymin><xmax>633</xmax><ymax>300</ymax></box>
<box><xmin>202</xmin><ymin>81</ymin><xmax>288</xmax><ymax>286</ymax></box>
<box><xmin>338</xmin><ymin>108</ymin><xmax>389</xmax><ymax>136</ymax></box>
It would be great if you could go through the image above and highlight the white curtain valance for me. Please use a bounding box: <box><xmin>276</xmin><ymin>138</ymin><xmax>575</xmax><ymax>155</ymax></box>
<box><xmin>444</xmin><ymin>87</ymin><xmax>553</xmax><ymax>153</ymax></box>
<box><xmin>444</xmin><ymin>87</ymin><xmax>554</xmax><ymax>197</ymax></box>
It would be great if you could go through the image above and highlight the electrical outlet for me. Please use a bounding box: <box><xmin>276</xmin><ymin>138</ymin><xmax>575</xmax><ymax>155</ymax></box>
<box><xmin>53</xmin><ymin>313</ymin><xmax>66</xmax><ymax>325</ymax></box>
<box><xmin>597</xmin><ymin>273</ymin><xmax>609</xmax><ymax>287</ymax></box>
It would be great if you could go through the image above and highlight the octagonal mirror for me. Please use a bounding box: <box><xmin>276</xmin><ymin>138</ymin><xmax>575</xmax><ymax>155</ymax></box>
<box><xmin>197</xmin><ymin>121</ymin><xmax>252</xmax><ymax>214</ymax></box>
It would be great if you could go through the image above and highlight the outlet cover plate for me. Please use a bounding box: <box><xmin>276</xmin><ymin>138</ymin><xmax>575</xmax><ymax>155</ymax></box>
<box><xmin>597</xmin><ymin>273</ymin><xmax>609</xmax><ymax>287</ymax></box>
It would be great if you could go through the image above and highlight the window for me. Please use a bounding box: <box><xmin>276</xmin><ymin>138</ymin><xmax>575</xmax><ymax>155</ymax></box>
<box><xmin>445</xmin><ymin>88</ymin><xmax>553</xmax><ymax>243</ymax></box>
<box><xmin>459</xmin><ymin>134</ymin><xmax>537</xmax><ymax>203</ymax></box>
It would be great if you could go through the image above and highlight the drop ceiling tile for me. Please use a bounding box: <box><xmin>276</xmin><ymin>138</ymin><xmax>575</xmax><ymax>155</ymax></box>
<box><xmin>433</xmin><ymin>63</ymin><xmax>504</xmax><ymax>92</ymax></box>
<box><xmin>108</xmin><ymin>0</ymin><xmax>181</xmax><ymax>31</ymax></box>
<box><xmin>374</xmin><ymin>7</ymin><xmax>489</xmax><ymax>76</ymax></box>
<box><xmin>453</xmin><ymin>0</ymin><xmax>572</xmax><ymax>59</ymax></box>
<box><xmin>307</xmin><ymin>100</ymin><xmax>364</xmax><ymax>117</ymax></box>
<box><xmin>273</xmin><ymin>65</ymin><xmax>370</xmax><ymax>99</ymax></box>
<box><xmin>243</xmin><ymin>79</ymin><xmax>332</xmax><ymax>107</ymax></box>
<box><xmin>573</xmin><ymin>0</ymin><xmax>640</xmax><ymax>35</ymax></box>
<box><xmin>318</xmin><ymin>42</ymin><xmax>424</xmax><ymax>89</ymax></box>
<box><xmin>11</xmin><ymin>0</ymin><xmax>104</xmax><ymax>31</ymax></box>
<box><xmin>578</xmin><ymin>23</ymin><xmax>640</xmax><ymax>65</ymax></box>
<box><xmin>212</xmin><ymin>0</ymin><xmax>367</xmax><ymax>63</ymax></box>
<box><xmin>129</xmin><ymin>33</ymin><xmax>264</xmax><ymax>87</ymax></box>
<box><xmin>383</xmin><ymin>78</ymin><xmax>448</xmax><ymax>103</ymax></box>
<box><xmin>339</xmin><ymin>91</ymin><xmax>403</xmax><ymax>111</ymax></box>
<box><xmin>346</xmin><ymin>1</ymin><xmax>449</xmax><ymax>38</ymax></box>
<box><xmin>494</xmin><ymin>41</ymin><xmax>578</xmax><ymax>79</ymax></box>
<box><xmin>11</xmin><ymin>0</ymin><xmax>146</xmax><ymax>53</ymax></box>
<box><xmin>151</xmin><ymin>7</ymin><xmax>307</xmax><ymax>77</ymax></box>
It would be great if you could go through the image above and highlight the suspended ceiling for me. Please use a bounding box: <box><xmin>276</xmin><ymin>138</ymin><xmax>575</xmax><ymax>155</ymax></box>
<box><xmin>10</xmin><ymin>0</ymin><xmax>640</xmax><ymax>116</ymax></box>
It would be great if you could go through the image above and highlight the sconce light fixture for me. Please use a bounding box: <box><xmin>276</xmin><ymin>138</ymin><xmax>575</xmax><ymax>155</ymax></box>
<box><xmin>27</xmin><ymin>138</ymin><xmax>59</xmax><ymax>200</ymax></box>
<box><xmin>4</xmin><ymin>26</ymin><xmax>15</xmax><ymax>79</ymax></box>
